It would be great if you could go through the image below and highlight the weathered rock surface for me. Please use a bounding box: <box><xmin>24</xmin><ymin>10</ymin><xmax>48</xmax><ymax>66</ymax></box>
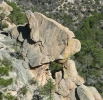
<box><xmin>89</xmin><ymin>87</ymin><xmax>103</xmax><ymax>100</ymax></box>
<box><xmin>77</xmin><ymin>85</ymin><xmax>95</xmax><ymax>100</ymax></box>
<box><xmin>8</xmin><ymin>11</ymin><xmax>81</xmax><ymax>67</ymax></box>
<box><xmin>25</xmin><ymin>11</ymin><xmax>81</xmax><ymax>67</ymax></box>
<box><xmin>0</xmin><ymin>1</ymin><xmax>16</xmax><ymax>28</ymax></box>
<box><xmin>55</xmin><ymin>71</ymin><xmax>62</xmax><ymax>85</ymax></box>
<box><xmin>57</xmin><ymin>79</ymin><xmax>70</xmax><ymax>97</ymax></box>
<box><xmin>70</xmin><ymin>89</ymin><xmax>77</xmax><ymax>100</ymax></box>
<box><xmin>0</xmin><ymin>6</ymin><xmax>102</xmax><ymax>100</ymax></box>
<box><xmin>0</xmin><ymin>1</ymin><xmax>13</xmax><ymax>16</ymax></box>
<box><xmin>30</xmin><ymin>64</ymin><xmax>53</xmax><ymax>86</ymax></box>
<box><xmin>64</xmin><ymin>59</ymin><xmax>84</xmax><ymax>85</ymax></box>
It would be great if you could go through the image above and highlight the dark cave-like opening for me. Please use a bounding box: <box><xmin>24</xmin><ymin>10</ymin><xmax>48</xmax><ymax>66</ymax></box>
<box><xmin>75</xmin><ymin>88</ymin><xmax>80</xmax><ymax>100</ymax></box>
<box><xmin>49</xmin><ymin>61</ymin><xmax>64</xmax><ymax>79</ymax></box>
<box><xmin>17</xmin><ymin>24</ymin><xmax>36</xmax><ymax>44</ymax></box>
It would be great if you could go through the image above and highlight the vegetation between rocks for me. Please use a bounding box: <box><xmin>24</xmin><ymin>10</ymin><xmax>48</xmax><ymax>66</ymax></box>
<box><xmin>3</xmin><ymin>93</ymin><xmax>17</xmax><ymax>100</ymax></box>
<box><xmin>7</xmin><ymin>1</ymin><xmax>27</xmax><ymax>25</ymax></box>
<box><xmin>0</xmin><ymin>13</ymin><xmax>8</xmax><ymax>30</ymax></box>
<box><xmin>18</xmin><ymin>86</ymin><xmax>28</xmax><ymax>96</ymax></box>
<box><xmin>0</xmin><ymin>78</ymin><xmax>13</xmax><ymax>87</ymax></box>
<box><xmin>39</xmin><ymin>79</ymin><xmax>55</xmax><ymax>100</ymax></box>
<box><xmin>0</xmin><ymin>58</ymin><xmax>13</xmax><ymax>87</ymax></box>
<box><xmin>49</xmin><ymin>62</ymin><xmax>63</xmax><ymax>78</ymax></box>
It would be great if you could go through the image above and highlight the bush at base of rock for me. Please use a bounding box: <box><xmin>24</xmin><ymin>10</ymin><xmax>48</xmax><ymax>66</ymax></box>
<box><xmin>39</xmin><ymin>79</ymin><xmax>55</xmax><ymax>100</ymax></box>
<box><xmin>49</xmin><ymin>62</ymin><xmax>63</xmax><ymax>78</ymax></box>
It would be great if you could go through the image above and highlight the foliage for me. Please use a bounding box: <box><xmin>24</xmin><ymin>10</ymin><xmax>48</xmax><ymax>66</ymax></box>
<box><xmin>49</xmin><ymin>62</ymin><xmax>63</xmax><ymax>78</ymax></box>
<box><xmin>0</xmin><ymin>78</ymin><xmax>13</xmax><ymax>87</ymax></box>
<box><xmin>49</xmin><ymin>62</ymin><xmax>63</xmax><ymax>72</ymax></box>
<box><xmin>0</xmin><ymin>13</ymin><xmax>5</xmax><ymax>20</ymax></box>
<box><xmin>95</xmin><ymin>0</ymin><xmax>99</xmax><ymax>4</ymax></box>
<box><xmin>0</xmin><ymin>66</ymin><xmax>10</xmax><ymax>76</ymax></box>
<box><xmin>1</xmin><ymin>58</ymin><xmax>12</xmax><ymax>68</ymax></box>
<box><xmin>29</xmin><ymin>78</ymin><xmax>37</xmax><ymax>85</ymax></box>
<box><xmin>0</xmin><ymin>58</ymin><xmax>13</xmax><ymax>87</ymax></box>
<box><xmin>4</xmin><ymin>93</ymin><xmax>17</xmax><ymax>100</ymax></box>
<box><xmin>74</xmin><ymin>13</ymin><xmax>103</xmax><ymax>94</ymax></box>
<box><xmin>0</xmin><ymin>7</ymin><xmax>2</xmax><ymax>10</ymax></box>
<box><xmin>0</xmin><ymin>21</ymin><xmax>8</xmax><ymax>30</ymax></box>
<box><xmin>39</xmin><ymin>79</ymin><xmax>55</xmax><ymax>100</ymax></box>
<box><xmin>0</xmin><ymin>13</ymin><xmax>8</xmax><ymax>30</ymax></box>
<box><xmin>61</xmin><ymin>14</ymin><xmax>72</xmax><ymax>25</ymax></box>
<box><xmin>1</xmin><ymin>23</ymin><xmax>8</xmax><ymax>29</ymax></box>
<box><xmin>19</xmin><ymin>86</ymin><xmax>28</xmax><ymax>95</ymax></box>
<box><xmin>0</xmin><ymin>58</ymin><xmax>13</xmax><ymax>76</ymax></box>
<box><xmin>0</xmin><ymin>92</ymin><xmax>3</xmax><ymax>100</ymax></box>
<box><xmin>7</xmin><ymin>2</ymin><xmax>27</xmax><ymax>25</ymax></box>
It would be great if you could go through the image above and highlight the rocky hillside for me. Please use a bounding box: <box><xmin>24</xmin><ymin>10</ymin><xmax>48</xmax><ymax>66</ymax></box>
<box><xmin>8</xmin><ymin>0</ymin><xmax>103</xmax><ymax>97</ymax></box>
<box><xmin>0</xmin><ymin>1</ymin><xmax>103</xmax><ymax>100</ymax></box>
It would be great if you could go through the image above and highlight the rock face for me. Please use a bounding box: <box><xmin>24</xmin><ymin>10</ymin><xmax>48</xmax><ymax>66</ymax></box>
<box><xmin>0</xmin><ymin>1</ymin><xmax>13</xmax><ymax>16</ymax></box>
<box><xmin>0</xmin><ymin>1</ymin><xmax>16</xmax><ymax>28</ymax></box>
<box><xmin>0</xmin><ymin>8</ymin><xmax>103</xmax><ymax>100</ymax></box>
<box><xmin>89</xmin><ymin>87</ymin><xmax>103</xmax><ymax>100</ymax></box>
<box><xmin>22</xmin><ymin>11</ymin><xmax>80</xmax><ymax>67</ymax></box>
<box><xmin>64</xmin><ymin>60</ymin><xmax>84</xmax><ymax>85</ymax></box>
<box><xmin>77</xmin><ymin>85</ymin><xmax>95</xmax><ymax>100</ymax></box>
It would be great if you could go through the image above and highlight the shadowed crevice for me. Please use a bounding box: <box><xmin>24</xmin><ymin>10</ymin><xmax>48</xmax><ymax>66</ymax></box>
<box><xmin>0</xmin><ymin>32</ymin><xmax>8</xmax><ymax>36</ymax></box>
<box><xmin>75</xmin><ymin>88</ymin><xmax>80</xmax><ymax>100</ymax></box>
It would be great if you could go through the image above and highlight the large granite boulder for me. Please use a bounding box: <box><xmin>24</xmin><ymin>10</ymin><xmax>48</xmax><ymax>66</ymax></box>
<box><xmin>24</xmin><ymin>11</ymin><xmax>81</xmax><ymax>67</ymax></box>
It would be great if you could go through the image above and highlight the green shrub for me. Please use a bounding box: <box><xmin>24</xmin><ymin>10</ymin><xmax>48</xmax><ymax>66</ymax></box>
<box><xmin>0</xmin><ymin>7</ymin><xmax>2</xmax><ymax>10</ymax></box>
<box><xmin>0</xmin><ymin>58</ymin><xmax>13</xmax><ymax>87</ymax></box>
<box><xmin>0</xmin><ymin>13</ymin><xmax>5</xmax><ymax>21</ymax></box>
<box><xmin>49</xmin><ymin>62</ymin><xmax>63</xmax><ymax>78</ymax></box>
<box><xmin>0</xmin><ymin>92</ymin><xmax>3</xmax><ymax>100</ymax></box>
<box><xmin>0</xmin><ymin>67</ymin><xmax>10</xmax><ymax>76</ymax></box>
<box><xmin>49</xmin><ymin>62</ymin><xmax>63</xmax><ymax>72</ymax></box>
<box><xmin>4</xmin><ymin>93</ymin><xmax>17</xmax><ymax>100</ymax></box>
<box><xmin>1</xmin><ymin>58</ymin><xmax>12</xmax><ymax>70</ymax></box>
<box><xmin>0</xmin><ymin>58</ymin><xmax>13</xmax><ymax>76</ymax></box>
<box><xmin>0</xmin><ymin>22</ymin><xmax>8</xmax><ymax>30</ymax></box>
<box><xmin>7</xmin><ymin>2</ymin><xmax>27</xmax><ymax>25</ymax></box>
<box><xmin>19</xmin><ymin>86</ymin><xmax>28</xmax><ymax>95</ymax></box>
<box><xmin>40</xmin><ymin>79</ymin><xmax>55</xmax><ymax>100</ymax></box>
<box><xmin>0</xmin><ymin>78</ymin><xmax>13</xmax><ymax>87</ymax></box>
<box><xmin>0</xmin><ymin>13</ymin><xmax>8</xmax><ymax>30</ymax></box>
<box><xmin>2</xmin><ymin>23</ymin><xmax>8</xmax><ymax>28</ymax></box>
<box><xmin>74</xmin><ymin>13</ymin><xmax>103</xmax><ymax>95</ymax></box>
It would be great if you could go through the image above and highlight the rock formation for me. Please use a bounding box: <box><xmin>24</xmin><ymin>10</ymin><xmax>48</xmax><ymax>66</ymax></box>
<box><xmin>0</xmin><ymin>2</ymin><xmax>103</xmax><ymax>100</ymax></box>
<box><xmin>0</xmin><ymin>1</ymin><xmax>16</xmax><ymax>28</ymax></box>
<box><xmin>10</xmin><ymin>10</ymin><xmax>81</xmax><ymax>67</ymax></box>
<box><xmin>0</xmin><ymin>1</ymin><xmax>13</xmax><ymax>16</ymax></box>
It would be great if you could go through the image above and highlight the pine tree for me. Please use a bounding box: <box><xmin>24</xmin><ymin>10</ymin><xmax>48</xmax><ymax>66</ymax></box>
<box><xmin>40</xmin><ymin>79</ymin><xmax>55</xmax><ymax>100</ymax></box>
